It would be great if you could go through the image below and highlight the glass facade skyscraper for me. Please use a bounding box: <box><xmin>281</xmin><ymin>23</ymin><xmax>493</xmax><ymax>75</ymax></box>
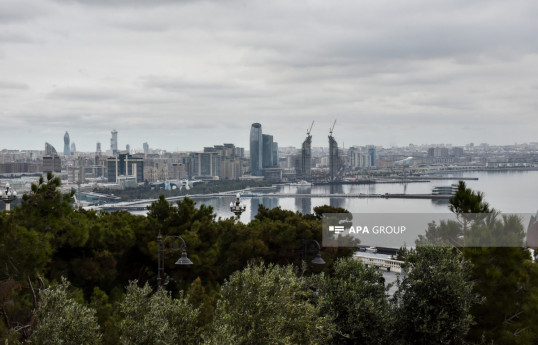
<box><xmin>262</xmin><ymin>134</ymin><xmax>273</xmax><ymax>168</ymax></box>
<box><xmin>63</xmin><ymin>131</ymin><xmax>70</xmax><ymax>156</ymax></box>
<box><xmin>250</xmin><ymin>123</ymin><xmax>263</xmax><ymax>176</ymax></box>
<box><xmin>111</xmin><ymin>129</ymin><xmax>118</xmax><ymax>154</ymax></box>
<box><xmin>272</xmin><ymin>142</ymin><xmax>279</xmax><ymax>168</ymax></box>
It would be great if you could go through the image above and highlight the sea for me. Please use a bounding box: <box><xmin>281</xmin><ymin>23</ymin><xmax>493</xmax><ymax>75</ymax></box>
<box><xmin>190</xmin><ymin>170</ymin><xmax>538</xmax><ymax>222</ymax></box>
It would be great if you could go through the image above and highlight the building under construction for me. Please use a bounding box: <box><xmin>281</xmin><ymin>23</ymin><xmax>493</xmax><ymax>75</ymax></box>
<box><xmin>297</xmin><ymin>121</ymin><xmax>314</xmax><ymax>181</ymax></box>
<box><xmin>328</xmin><ymin>120</ymin><xmax>340</xmax><ymax>182</ymax></box>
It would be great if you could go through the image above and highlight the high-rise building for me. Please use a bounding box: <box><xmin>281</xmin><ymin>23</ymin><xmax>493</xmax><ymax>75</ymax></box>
<box><xmin>250</xmin><ymin>123</ymin><xmax>263</xmax><ymax>176</ymax></box>
<box><xmin>221</xmin><ymin>158</ymin><xmax>242</xmax><ymax>180</ymax></box>
<box><xmin>348</xmin><ymin>147</ymin><xmax>358</xmax><ymax>168</ymax></box>
<box><xmin>427</xmin><ymin>147</ymin><xmax>448</xmax><ymax>158</ymax></box>
<box><xmin>110</xmin><ymin>129</ymin><xmax>118</xmax><ymax>155</ymax></box>
<box><xmin>235</xmin><ymin>147</ymin><xmax>245</xmax><ymax>158</ymax></box>
<box><xmin>298</xmin><ymin>133</ymin><xmax>312</xmax><ymax>180</ymax></box>
<box><xmin>45</xmin><ymin>142</ymin><xmax>57</xmax><ymax>156</ymax></box>
<box><xmin>107</xmin><ymin>153</ymin><xmax>144</xmax><ymax>183</ymax></box>
<box><xmin>70</xmin><ymin>142</ymin><xmax>76</xmax><ymax>155</ymax></box>
<box><xmin>223</xmin><ymin>143</ymin><xmax>236</xmax><ymax>157</ymax></box>
<box><xmin>63</xmin><ymin>131</ymin><xmax>70</xmax><ymax>156</ymax></box>
<box><xmin>368</xmin><ymin>146</ymin><xmax>376</xmax><ymax>167</ymax></box>
<box><xmin>272</xmin><ymin>142</ymin><xmax>279</xmax><ymax>168</ymax></box>
<box><xmin>44</xmin><ymin>142</ymin><xmax>61</xmax><ymax>173</ymax></box>
<box><xmin>96</xmin><ymin>142</ymin><xmax>101</xmax><ymax>154</ymax></box>
<box><xmin>262</xmin><ymin>134</ymin><xmax>274</xmax><ymax>168</ymax></box>
<box><xmin>143</xmin><ymin>142</ymin><xmax>149</xmax><ymax>154</ymax></box>
<box><xmin>126</xmin><ymin>144</ymin><xmax>130</xmax><ymax>154</ymax></box>
<box><xmin>43</xmin><ymin>155</ymin><xmax>61</xmax><ymax>173</ymax></box>
<box><xmin>189</xmin><ymin>152</ymin><xmax>220</xmax><ymax>178</ymax></box>
<box><xmin>329</xmin><ymin>134</ymin><xmax>339</xmax><ymax>181</ymax></box>
<box><xmin>453</xmin><ymin>147</ymin><xmax>464</xmax><ymax>157</ymax></box>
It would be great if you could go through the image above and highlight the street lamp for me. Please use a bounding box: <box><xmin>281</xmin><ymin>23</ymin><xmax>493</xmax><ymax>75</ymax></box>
<box><xmin>0</xmin><ymin>183</ymin><xmax>17</xmax><ymax>211</ymax></box>
<box><xmin>301</xmin><ymin>239</ymin><xmax>326</xmax><ymax>265</ymax></box>
<box><xmin>157</xmin><ymin>230</ymin><xmax>193</xmax><ymax>288</ymax></box>
<box><xmin>229</xmin><ymin>193</ymin><xmax>246</xmax><ymax>218</ymax></box>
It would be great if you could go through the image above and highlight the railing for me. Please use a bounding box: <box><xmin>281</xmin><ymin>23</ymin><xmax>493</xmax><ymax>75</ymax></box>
<box><xmin>353</xmin><ymin>254</ymin><xmax>404</xmax><ymax>273</ymax></box>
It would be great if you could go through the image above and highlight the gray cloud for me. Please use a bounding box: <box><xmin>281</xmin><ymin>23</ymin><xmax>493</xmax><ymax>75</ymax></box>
<box><xmin>0</xmin><ymin>0</ymin><xmax>50</xmax><ymax>23</ymax></box>
<box><xmin>1</xmin><ymin>0</ymin><xmax>538</xmax><ymax>151</ymax></box>
<box><xmin>54</xmin><ymin>0</ymin><xmax>196</xmax><ymax>7</ymax></box>
<box><xmin>48</xmin><ymin>87</ymin><xmax>120</xmax><ymax>101</ymax></box>
<box><xmin>0</xmin><ymin>81</ymin><xmax>29</xmax><ymax>90</ymax></box>
<box><xmin>0</xmin><ymin>31</ymin><xmax>35</xmax><ymax>44</ymax></box>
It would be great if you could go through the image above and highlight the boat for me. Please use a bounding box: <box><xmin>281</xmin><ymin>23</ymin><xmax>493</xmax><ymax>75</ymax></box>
<box><xmin>432</xmin><ymin>184</ymin><xmax>458</xmax><ymax>195</ymax></box>
<box><xmin>366</xmin><ymin>246</ymin><xmax>378</xmax><ymax>253</ymax></box>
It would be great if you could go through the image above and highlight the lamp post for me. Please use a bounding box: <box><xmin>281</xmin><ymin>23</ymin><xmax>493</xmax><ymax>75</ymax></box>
<box><xmin>1</xmin><ymin>183</ymin><xmax>17</xmax><ymax>211</ymax></box>
<box><xmin>301</xmin><ymin>239</ymin><xmax>326</xmax><ymax>265</ymax></box>
<box><xmin>229</xmin><ymin>193</ymin><xmax>246</xmax><ymax>218</ymax></box>
<box><xmin>157</xmin><ymin>230</ymin><xmax>193</xmax><ymax>288</ymax></box>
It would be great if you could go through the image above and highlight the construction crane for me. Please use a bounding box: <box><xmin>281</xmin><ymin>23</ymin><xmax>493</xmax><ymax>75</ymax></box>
<box><xmin>307</xmin><ymin>121</ymin><xmax>314</xmax><ymax>136</ymax></box>
<box><xmin>329</xmin><ymin>119</ymin><xmax>336</xmax><ymax>136</ymax></box>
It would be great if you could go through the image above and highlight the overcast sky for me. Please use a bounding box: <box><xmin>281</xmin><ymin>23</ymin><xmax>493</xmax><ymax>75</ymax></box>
<box><xmin>1</xmin><ymin>0</ymin><xmax>537</xmax><ymax>152</ymax></box>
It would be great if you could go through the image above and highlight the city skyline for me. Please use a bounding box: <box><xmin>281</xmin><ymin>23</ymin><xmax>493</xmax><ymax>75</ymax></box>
<box><xmin>1</xmin><ymin>125</ymin><xmax>537</xmax><ymax>154</ymax></box>
<box><xmin>2</xmin><ymin>1</ymin><xmax>538</xmax><ymax>151</ymax></box>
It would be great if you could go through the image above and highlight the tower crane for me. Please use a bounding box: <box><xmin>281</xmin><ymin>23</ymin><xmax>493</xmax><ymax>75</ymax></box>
<box><xmin>329</xmin><ymin>120</ymin><xmax>336</xmax><ymax>136</ymax></box>
<box><xmin>307</xmin><ymin>121</ymin><xmax>314</xmax><ymax>136</ymax></box>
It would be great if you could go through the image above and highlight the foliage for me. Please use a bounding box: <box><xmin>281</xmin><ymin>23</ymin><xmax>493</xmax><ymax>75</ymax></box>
<box><xmin>206</xmin><ymin>263</ymin><xmax>334</xmax><ymax>345</ymax></box>
<box><xmin>118</xmin><ymin>281</ymin><xmax>199</xmax><ymax>345</ymax></box>
<box><xmin>449</xmin><ymin>181</ymin><xmax>538</xmax><ymax>343</ymax></box>
<box><xmin>464</xmin><ymin>246</ymin><xmax>538</xmax><ymax>344</ymax></box>
<box><xmin>394</xmin><ymin>246</ymin><xmax>479</xmax><ymax>345</ymax></box>
<box><xmin>312</xmin><ymin>257</ymin><xmax>392</xmax><ymax>345</ymax></box>
<box><xmin>7</xmin><ymin>174</ymin><xmax>537</xmax><ymax>344</ymax></box>
<box><xmin>449</xmin><ymin>181</ymin><xmax>490</xmax><ymax>215</ymax></box>
<box><xmin>186</xmin><ymin>277</ymin><xmax>216</xmax><ymax>332</ymax></box>
<box><xmin>30</xmin><ymin>278</ymin><xmax>101</xmax><ymax>345</ymax></box>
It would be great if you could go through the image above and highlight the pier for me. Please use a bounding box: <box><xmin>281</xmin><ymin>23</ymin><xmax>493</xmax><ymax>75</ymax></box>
<box><xmin>88</xmin><ymin>192</ymin><xmax>453</xmax><ymax>212</ymax></box>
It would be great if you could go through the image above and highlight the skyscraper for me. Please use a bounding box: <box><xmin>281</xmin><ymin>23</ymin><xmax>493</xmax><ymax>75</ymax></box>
<box><xmin>250</xmin><ymin>123</ymin><xmax>263</xmax><ymax>176</ymax></box>
<box><xmin>70</xmin><ymin>142</ymin><xmax>76</xmax><ymax>155</ymax></box>
<box><xmin>272</xmin><ymin>142</ymin><xmax>279</xmax><ymax>168</ymax></box>
<box><xmin>96</xmin><ymin>142</ymin><xmax>102</xmax><ymax>154</ymax></box>
<box><xmin>110</xmin><ymin>129</ymin><xmax>118</xmax><ymax>155</ymax></box>
<box><xmin>44</xmin><ymin>142</ymin><xmax>61</xmax><ymax>173</ymax></box>
<box><xmin>63</xmin><ymin>131</ymin><xmax>70</xmax><ymax>156</ymax></box>
<box><xmin>262</xmin><ymin>134</ymin><xmax>273</xmax><ymax>168</ymax></box>
<box><xmin>126</xmin><ymin>144</ymin><xmax>130</xmax><ymax>154</ymax></box>
<box><xmin>143</xmin><ymin>142</ymin><xmax>149</xmax><ymax>154</ymax></box>
<box><xmin>329</xmin><ymin>133</ymin><xmax>339</xmax><ymax>182</ymax></box>
<box><xmin>45</xmin><ymin>142</ymin><xmax>57</xmax><ymax>156</ymax></box>
<box><xmin>299</xmin><ymin>133</ymin><xmax>312</xmax><ymax>180</ymax></box>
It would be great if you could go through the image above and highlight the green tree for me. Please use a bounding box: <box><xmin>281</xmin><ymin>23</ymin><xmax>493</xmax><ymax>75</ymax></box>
<box><xmin>30</xmin><ymin>278</ymin><xmax>101</xmax><ymax>345</ymax></box>
<box><xmin>417</xmin><ymin>219</ymin><xmax>463</xmax><ymax>247</ymax></box>
<box><xmin>449</xmin><ymin>180</ymin><xmax>490</xmax><ymax>215</ymax></box>
<box><xmin>15</xmin><ymin>173</ymin><xmax>86</xmax><ymax>249</ymax></box>
<box><xmin>205</xmin><ymin>263</ymin><xmax>334</xmax><ymax>345</ymax></box>
<box><xmin>449</xmin><ymin>182</ymin><xmax>538</xmax><ymax>343</ymax></box>
<box><xmin>394</xmin><ymin>246</ymin><xmax>479</xmax><ymax>345</ymax></box>
<box><xmin>464</xmin><ymin>246</ymin><xmax>538</xmax><ymax>343</ymax></box>
<box><xmin>118</xmin><ymin>281</ymin><xmax>199</xmax><ymax>345</ymax></box>
<box><xmin>312</xmin><ymin>257</ymin><xmax>392</xmax><ymax>345</ymax></box>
